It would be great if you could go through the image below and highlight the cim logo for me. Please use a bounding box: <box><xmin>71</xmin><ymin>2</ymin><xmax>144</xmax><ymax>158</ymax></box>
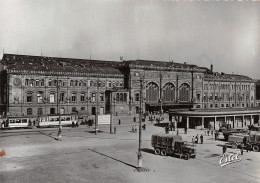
<box><xmin>219</xmin><ymin>152</ymin><xmax>242</xmax><ymax>167</ymax></box>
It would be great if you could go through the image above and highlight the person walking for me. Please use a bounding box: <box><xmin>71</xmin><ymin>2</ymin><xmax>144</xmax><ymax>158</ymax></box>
<box><xmin>211</xmin><ymin>130</ymin><xmax>213</xmax><ymax>136</ymax></box>
<box><xmin>200</xmin><ymin>134</ymin><xmax>203</xmax><ymax>144</ymax></box>
<box><xmin>195</xmin><ymin>135</ymin><xmax>199</xmax><ymax>144</ymax></box>
<box><xmin>192</xmin><ymin>136</ymin><xmax>195</xmax><ymax>147</ymax></box>
<box><xmin>222</xmin><ymin>145</ymin><xmax>227</xmax><ymax>155</ymax></box>
<box><xmin>214</xmin><ymin>131</ymin><xmax>217</xmax><ymax>140</ymax></box>
<box><xmin>118</xmin><ymin>117</ymin><xmax>121</xmax><ymax>125</ymax></box>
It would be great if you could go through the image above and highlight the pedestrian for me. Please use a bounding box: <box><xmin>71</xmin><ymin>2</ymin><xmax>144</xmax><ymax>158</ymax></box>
<box><xmin>76</xmin><ymin>121</ymin><xmax>79</xmax><ymax>127</ymax></box>
<box><xmin>192</xmin><ymin>136</ymin><xmax>195</xmax><ymax>147</ymax></box>
<box><xmin>211</xmin><ymin>130</ymin><xmax>213</xmax><ymax>136</ymax></box>
<box><xmin>241</xmin><ymin>145</ymin><xmax>244</xmax><ymax>155</ymax></box>
<box><xmin>214</xmin><ymin>131</ymin><xmax>217</xmax><ymax>140</ymax></box>
<box><xmin>200</xmin><ymin>134</ymin><xmax>203</xmax><ymax>144</ymax></box>
<box><xmin>114</xmin><ymin>126</ymin><xmax>116</xmax><ymax>134</ymax></box>
<box><xmin>184</xmin><ymin>127</ymin><xmax>187</xmax><ymax>134</ymax></box>
<box><xmin>142</xmin><ymin>124</ymin><xmax>146</xmax><ymax>130</ymax></box>
<box><xmin>118</xmin><ymin>117</ymin><xmax>121</xmax><ymax>125</ymax></box>
<box><xmin>207</xmin><ymin>130</ymin><xmax>209</xmax><ymax>136</ymax></box>
<box><xmin>133</xmin><ymin>116</ymin><xmax>136</xmax><ymax>123</ymax></box>
<box><xmin>72</xmin><ymin>121</ymin><xmax>75</xmax><ymax>128</ymax></box>
<box><xmin>165</xmin><ymin>126</ymin><xmax>169</xmax><ymax>134</ymax></box>
<box><xmin>222</xmin><ymin>145</ymin><xmax>227</xmax><ymax>155</ymax></box>
<box><xmin>195</xmin><ymin>135</ymin><xmax>199</xmax><ymax>144</ymax></box>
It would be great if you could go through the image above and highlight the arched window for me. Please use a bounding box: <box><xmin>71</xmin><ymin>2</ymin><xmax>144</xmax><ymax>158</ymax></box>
<box><xmin>116</xmin><ymin>93</ymin><xmax>119</xmax><ymax>102</ymax></box>
<box><xmin>146</xmin><ymin>82</ymin><xmax>159</xmax><ymax>102</ymax></box>
<box><xmin>179</xmin><ymin>83</ymin><xmax>190</xmax><ymax>102</ymax></box>
<box><xmin>162</xmin><ymin>83</ymin><xmax>175</xmax><ymax>102</ymax></box>
<box><xmin>119</xmin><ymin>93</ymin><xmax>123</xmax><ymax>102</ymax></box>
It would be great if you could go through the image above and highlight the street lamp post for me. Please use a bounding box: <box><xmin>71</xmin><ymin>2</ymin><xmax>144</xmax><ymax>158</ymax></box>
<box><xmin>137</xmin><ymin>76</ymin><xmax>143</xmax><ymax>169</ymax></box>
<box><xmin>56</xmin><ymin>76</ymin><xmax>62</xmax><ymax>140</ymax></box>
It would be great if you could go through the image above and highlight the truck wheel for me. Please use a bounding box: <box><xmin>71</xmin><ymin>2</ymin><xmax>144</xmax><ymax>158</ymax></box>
<box><xmin>154</xmin><ymin>148</ymin><xmax>160</xmax><ymax>155</ymax></box>
<box><xmin>232</xmin><ymin>143</ymin><xmax>237</xmax><ymax>149</ymax></box>
<box><xmin>161</xmin><ymin>149</ymin><xmax>167</xmax><ymax>156</ymax></box>
<box><xmin>184</xmin><ymin>153</ymin><xmax>189</xmax><ymax>160</ymax></box>
<box><xmin>168</xmin><ymin>149</ymin><xmax>173</xmax><ymax>155</ymax></box>
<box><xmin>253</xmin><ymin>145</ymin><xmax>259</xmax><ymax>152</ymax></box>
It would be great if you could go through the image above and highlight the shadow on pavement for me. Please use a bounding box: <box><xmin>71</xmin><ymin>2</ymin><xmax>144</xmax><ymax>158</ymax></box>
<box><xmin>141</xmin><ymin>148</ymin><xmax>154</xmax><ymax>155</ymax></box>
<box><xmin>89</xmin><ymin>148</ymin><xmax>137</xmax><ymax>169</ymax></box>
<box><xmin>38</xmin><ymin>131</ymin><xmax>59</xmax><ymax>141</ymax></box>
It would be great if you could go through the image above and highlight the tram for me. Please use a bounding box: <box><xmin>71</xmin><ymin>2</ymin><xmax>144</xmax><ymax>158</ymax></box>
<box><xmin>1</xmin><ymin>117</ymin><xmax>31</xmax><ymax>128</ymax></box>
<box><xmin>38</xmin><ymin>114</ymin><xmax>78</xmax><ymax>127</ymax></box>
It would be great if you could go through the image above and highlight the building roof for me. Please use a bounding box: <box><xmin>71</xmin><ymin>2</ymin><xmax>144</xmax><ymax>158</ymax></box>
<box><xmin>122</xmin><ymin>60</ymin><xmax>209</xmax><ymax>73</ymax></box>
<box><xmin>1</xmin><ymin>54</ymin><xmax>123</xmax><ymax>77</ymax></box>
<box><xmin>169</xmin><ymin>107</ymin><xmax>260</xmax><ymax>117</ymax></box>
<box><xmin>204</xmin><ymin>72</ymin><xmax>253</xmax><ymax>81</ymax></box>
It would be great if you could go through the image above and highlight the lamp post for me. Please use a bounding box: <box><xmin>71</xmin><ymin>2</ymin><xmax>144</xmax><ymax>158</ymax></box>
<box><xmin>137</xmin><ymin>76</ymin><xmax>144</xmax><ymax>169</ymax></box>
<box><xmin>56</xmin><ymin>76</ymin><xmax>62</xmax><ymax>140</ymax></box>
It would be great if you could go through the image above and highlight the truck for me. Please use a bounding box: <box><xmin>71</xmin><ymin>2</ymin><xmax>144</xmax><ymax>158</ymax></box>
<box><xmin>226</xmin><ymin>135</ymin><xmax>249</xmax><ymax>149</ymax></box>
<box><xmin>248</xmin><ymin>132</ymin><xmax>260</xmax><ymax>152</ymax></box>
<box><xmin>222</xmin><ymin>128</ymin><xmax>247</xmax><ymax>141</ymax></box>
<box><xmin>151</xmin><ymin>133</ymin><xmax>196</xmax><ymax>160</ymax></box>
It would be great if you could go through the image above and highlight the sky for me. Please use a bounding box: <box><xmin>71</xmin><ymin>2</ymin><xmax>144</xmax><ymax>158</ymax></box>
<box><xmin>0</xmin><ymin>0</ymin><xmax>259</xmax><ymax>79</ymax></box>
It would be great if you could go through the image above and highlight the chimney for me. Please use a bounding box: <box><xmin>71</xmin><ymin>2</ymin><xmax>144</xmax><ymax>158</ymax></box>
<box><xmin>210</xmin><ymin>64</ymin><xmax>213</xmax><ymax>72</ymax></box>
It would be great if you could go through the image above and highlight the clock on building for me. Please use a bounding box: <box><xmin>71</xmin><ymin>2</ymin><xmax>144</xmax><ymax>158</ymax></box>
<box><xmin>13</xmin><ymin>78</ymin><xmax>21</xmax><ymax>86</ymax></box>
<box><xmin>135</xmin><ymin>72</ymin><xmax>139</xmax><ymax>77</ymax></box>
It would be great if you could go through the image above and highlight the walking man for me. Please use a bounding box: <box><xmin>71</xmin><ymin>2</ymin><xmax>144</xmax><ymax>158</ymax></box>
<box><xmin>200</xmin><ymin>134</ymin><xmax>203</xmax><ymax>144</ymax></box>
<box><xmin>222</xmin><ymin>145</ymin><xmax>227</xmax><ymax>155</ymax></box>
<box><xmin>192</xmin><ymin>136</ymin><xmax>195</xmax><ymax>147</ymax></box>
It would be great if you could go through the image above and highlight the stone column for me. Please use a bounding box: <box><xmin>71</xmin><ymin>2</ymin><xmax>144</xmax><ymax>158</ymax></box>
<box><xmin>187</xmin><ymin>116</ymin><xmax>189</xmax><ymax>129</ymax></box>
<box><xmin>202</xmin><ymin>117</ymin><xmax>204</xmax><ymax>129</ymax></box>
<box><xmin>214</xmin><ymin>116</ymin><xmax>216</xmax><ymax>130</ymax></box>
<box><xmin>233</xmin><ymin>116</ymin><xmax>235</xmax><ymax>128</ymax></box>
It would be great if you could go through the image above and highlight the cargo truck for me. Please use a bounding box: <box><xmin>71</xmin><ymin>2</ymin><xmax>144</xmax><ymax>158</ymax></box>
<box><xmin>151</xmin><ymin>133</ymin><xmax>196</xmax><ymax>160</ymax></box>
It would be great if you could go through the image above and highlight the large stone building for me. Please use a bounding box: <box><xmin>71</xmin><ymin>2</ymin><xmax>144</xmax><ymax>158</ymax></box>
<box><xmin>0</xmin><ymin>54</ymin><xmax>257</xmax><ymax>119</ymax></box>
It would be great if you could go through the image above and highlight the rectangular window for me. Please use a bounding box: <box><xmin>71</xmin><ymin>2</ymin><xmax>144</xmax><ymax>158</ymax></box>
<box><xmin>27</xmin><ymin>93</ymin><xmax>32</xmax><ymax>103</ymax></box>
<box><xmin>92</xmin><ymin>93</ymin><xmax>96</xmax><ymax>102</ymax></box>
<box><xmin>100</xmin><ymin>93</ymin><xmax>104</xmax><ymax>102</ymax></box>
<box><xmin>50</xmin><ymin>94</ymin><xmax>55</xmax><ymax>103</ymax></box>
<box><xmin>80</xmin><ymin>93</ymin><xmax>85</xmax><ymax>102</ymax></box>
<box><xmin>71</xmin><ymin>93</ymin><xmax>76</xmax><ymax>102</ymax></box>
<box><xmin>60</xmin><ymin>93</ymin><xmax>65</xmax><ymax>102</ymax></box>
<box><xmin>37</xmin><ymin>108</ymin><xmax>43</xmax><ymax>116</ymax></box>
<box><xmin>108</xmin><ymin>81</ymin><xmax>112</xmax><ymax>88</ymax></box>
<box><xmin>37</xmin><ymin>93</ymin><xmax>43</xmax><ymax>103</ymax></box>
<box><xmin>25</xmin><ymin>79</ymin><xmax>29</xmax><ymax>86</ymax></box>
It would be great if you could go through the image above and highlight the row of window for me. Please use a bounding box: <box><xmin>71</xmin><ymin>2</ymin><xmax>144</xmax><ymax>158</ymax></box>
<box><xmin>24</xmin><ymin>79</ymin><xmax>123</xmax><ymax>88</ymax></box>
<box><xmin>198</xmin><ymin>103</ymin><xmax>254</xmax><ymax>109</ymax></box>
<box><xmin>26</xmin><ymin>107</ymin><xmax>87</xmax><ymax>116</ymax></box>
<box><xmin>204</xmin><ymin>83</ymin><xmax>253</xmax><ymax>91</ymax></box>
<box><xmin>202</xmin><ymin>93</ymin><xmax>253</xmax><ymax>102</ymax></box>
<box><xmin>25</xmin><ymin>92</ymin><xmax>105</xmax><ymax>103</ymax></box>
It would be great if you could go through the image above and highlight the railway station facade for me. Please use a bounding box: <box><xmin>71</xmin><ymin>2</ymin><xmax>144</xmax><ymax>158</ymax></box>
<box><xmin>0</xmin><ymin>54</ymin><xmax>258</xmax><ymax>127</ymax></box>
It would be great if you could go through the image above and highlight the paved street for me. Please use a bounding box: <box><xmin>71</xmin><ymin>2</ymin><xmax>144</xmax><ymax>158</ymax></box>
<box><xmin>1</xmin><ymin>115</ymin><xmax>260</xmax><ymax>183</ymax></box>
